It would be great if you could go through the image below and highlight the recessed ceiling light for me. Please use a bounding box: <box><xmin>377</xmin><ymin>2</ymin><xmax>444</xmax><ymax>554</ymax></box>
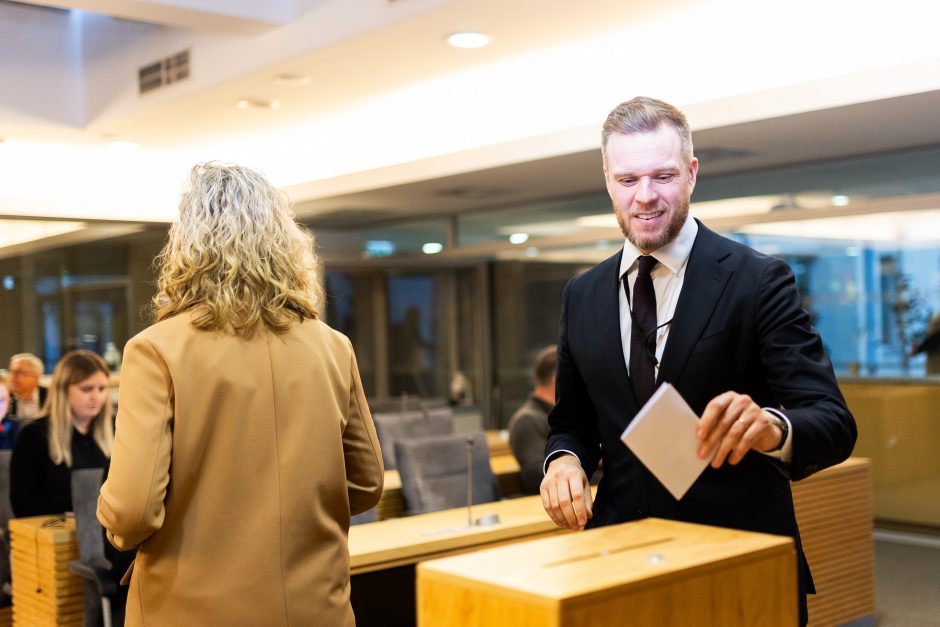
<box><xmin>447</xmin><ymin>32</ymin><xmax>490</xmax><ymax>49</ymax></box>
<box><xmin>274</xmin><ymin>73</ymin><xmax>312</xmax><ymax>86</ymax></box>
<box><xmin>422</xmin><ymin>242</ymin><xmax>443</xmax><ymax>255</ymax></box>
<box><xmin>831</xmin><ymin>194</ymin><xmax>850</xmax><ymax>206</ymax></box>
<box><xmin>509</xmin><ymin>233</ymin><xmax>529</xmax><ymax>244</ymax></box>
<box><xmin>236</xmin><ymin>98</ymin><xmax>281</xmax><ymax>110</ymax></box>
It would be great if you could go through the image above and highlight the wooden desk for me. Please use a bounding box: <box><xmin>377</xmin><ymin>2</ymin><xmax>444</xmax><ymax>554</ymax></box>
<box><xmin>485</xmin><ymin>429</ymin><xmax>512</xmax><ymax>457</ymax></box>
<box><xmin>791</xmin><ymin>457</ymin><xmax>875</xmax><ymax>627</ymax></box>
<box><xmin>418</xmin><ymin>517</ymin><xmax>797</xmax><ymax>626</ymax></box>
<box><xmin>8</xmin><ymin>515</ymin><xmax>83</xmax><ymax>627</ymax></box>
<box><xmin>377</xmin><ymin>453</ymin><xmax>523</xmax><ymax>520</ymax></box>
<box><xmin>351</xmin><ymin>493</ymin><xmax>562</xmax><ymax>575</ymax></box>
<box><xmin>350</xmin><ymin>494</ymin><xmax>566</xmax><ymax>626</ymax></box>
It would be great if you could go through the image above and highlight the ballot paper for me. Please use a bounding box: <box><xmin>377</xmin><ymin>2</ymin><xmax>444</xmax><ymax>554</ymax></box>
<box><xmin>620</xmin><ymin>383</ymin><xmax>714</xmax><ymax>500</ymax></box>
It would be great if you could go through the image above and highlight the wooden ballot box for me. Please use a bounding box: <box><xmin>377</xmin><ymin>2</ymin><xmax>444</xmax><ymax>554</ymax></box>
<box><xmin>418</xmin><ymin>518</ymin><xmax>797</xmax><ymax>627</ymax></box>
<box><xmin>8</xmin><ymin>515</ymin><xmax>84</xmax><ymax>627</ymax></box>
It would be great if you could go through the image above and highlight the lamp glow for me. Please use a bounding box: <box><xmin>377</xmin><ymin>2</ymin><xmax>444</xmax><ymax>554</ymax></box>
<box><xmin>422</xmin><ymin>242</ymin><xmax>443</xmax><ymax>254</ymax></box>
<box><xmin>447</xmin><ymin>32</ymin><xmax>490</xmax><ymax>49</ymax></box>
<box><xmin>509</xmin><ymin>232</ymin><xmax>529</xmax><ymax>244</ymax></box>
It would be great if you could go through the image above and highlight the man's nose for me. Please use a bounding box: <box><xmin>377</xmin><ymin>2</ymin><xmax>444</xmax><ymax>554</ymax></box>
<box><xmin>634</xmin><ymin>177</ymin><xmax>657</xmax><ymax>204</ymax></box>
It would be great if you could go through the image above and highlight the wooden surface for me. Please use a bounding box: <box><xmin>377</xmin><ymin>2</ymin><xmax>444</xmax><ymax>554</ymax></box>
<box><xmin>792</xmin><ymin>457</ymin><xmax>875</xmax><ymax>627</ymax></box>
<box><xmin>485</xmin><ymin>429</ymin><xmax>512</xmax><ymax>457</ymax></box>
<box><xmin>377</xmin><ymin>453</ymin><xmax>523</xmax><ymax>520</ymax></box>
<box><xmin>350</xmin><ymin>493</ymin><xmax>564</xmax><ymax>575</ymax></box>
<box><xmin>418</xmin><ymin>517</ymin><xmax>797</xmax><ymax>627</ymax></box>
<box><xmin>8</xmin><ymin>515</ymin><xmax>83</xmax><ymax>627</ymax></box>
<box><xmin>839</xmin><ymin>381</ymin><xmax>940</xmax><ymax>526</ymax></box>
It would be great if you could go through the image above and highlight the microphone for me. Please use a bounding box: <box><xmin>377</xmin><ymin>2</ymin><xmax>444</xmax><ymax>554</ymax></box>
<box><xmin>466</xmin><ymin>436</ymin><xmax>474</xmax><ymax>528</ymax></box>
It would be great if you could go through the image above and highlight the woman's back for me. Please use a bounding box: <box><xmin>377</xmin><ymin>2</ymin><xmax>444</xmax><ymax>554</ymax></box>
<box><xmin>99</xmin><ymin>312</ymin><xmax>383</xmax><ymax>626</ymax></box>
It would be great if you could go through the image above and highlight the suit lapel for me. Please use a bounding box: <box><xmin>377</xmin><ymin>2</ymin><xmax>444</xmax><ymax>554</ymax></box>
<box><xmin>657</xmin><ymin>223</ymin><xmax>734</xmax><ymax>386</ymax></box>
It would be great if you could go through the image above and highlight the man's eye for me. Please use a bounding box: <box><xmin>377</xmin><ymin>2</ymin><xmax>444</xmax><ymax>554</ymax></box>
<box><xmin>656</xmin><ymin>175</ymin><xmax>675</xmax><ymax>182</ymax></box>
<box><xmin>620</xmin><ymin>178</ymin><xmax>637</xmax><ymax>186</ymax></box>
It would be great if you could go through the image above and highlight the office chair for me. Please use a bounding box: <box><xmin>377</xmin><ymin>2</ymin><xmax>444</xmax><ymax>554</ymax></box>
<box><xmin>350</xmin><ymin>508</ymin><xmax>379</xmax><ymax>525</ymax></box>
<box><xmin>372</xmin><ymin>407</ymin><xmax>454</xmax><ymax>470</ymax></box>
<box><xmin>68</xmin><ymin>468</ymin><xmax>120</xmax><ymax>627</ymax></box>
<box><xmin>394</xmin><ymin>431</ymin><xmax>499</xmax><ymax>515</ymax></box>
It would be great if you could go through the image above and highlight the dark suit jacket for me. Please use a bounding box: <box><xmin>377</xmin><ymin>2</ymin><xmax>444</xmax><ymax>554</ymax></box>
<box><xmin>546</xmin><ymin>221</ymin><xmax>857</xmax><ymax>621</ymax></box>
<box><xmin>9</xmin><ymin>385</ymin><xmax>47</xmax><ymax>419</ymax></box>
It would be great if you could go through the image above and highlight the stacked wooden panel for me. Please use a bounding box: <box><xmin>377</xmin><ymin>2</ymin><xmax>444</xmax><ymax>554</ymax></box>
<box><xmin>792</xmin><ymin>457</ymin><xmax>876</xmax><ymax>627</ymax></box>
<box><xmin>9</xmin><ymin>515</ymin><xmax>83</xmax><ymax>627</ymax></box>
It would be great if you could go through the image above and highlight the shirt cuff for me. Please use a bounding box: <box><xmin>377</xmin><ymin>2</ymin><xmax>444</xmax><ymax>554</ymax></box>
<box><xmin>759</xmin><ymin>408</ymin><xmax>792</xmax><ymax>463</ymax></box>
<box><xmin>543</xmin><ymin>449</ymin><xmax>581</xmax><ymax>476</ymax></box>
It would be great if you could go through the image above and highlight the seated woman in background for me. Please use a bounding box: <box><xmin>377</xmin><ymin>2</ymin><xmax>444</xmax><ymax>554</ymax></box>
<box><xmin>10</xmin><ymin>350</ymin><xmax>112</xmax><ymax>517</ymax></box>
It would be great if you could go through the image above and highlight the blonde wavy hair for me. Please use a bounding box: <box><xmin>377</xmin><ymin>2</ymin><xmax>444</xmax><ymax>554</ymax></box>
<box><xmin>153</xmin><ymin>162</ymin><xmax>323</xmax><ymax>334</ymax></box>
<box><xmin>45</xmin><ymin>350</ymin><xmax>114</xmax><ymax>467</ymax></box>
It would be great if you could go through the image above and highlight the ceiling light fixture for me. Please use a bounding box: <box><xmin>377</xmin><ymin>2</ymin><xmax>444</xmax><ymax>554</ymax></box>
<box><xmin>274</xmin><ymin>73</ymin><xmax>312</xmax><ymax>86</ymax></box>
<box><xmin>235</xmin><ymin>98</ymin><xmax>281</xmax><ymax>111</ymax></box>
<box><xmin>831</xmin><ymin>194</ymin><xmax>850</xmax><ymax>206</ymax></box>
<box><xmin>447</xmin><ymin>32</ymin><xmax>490</xmax><ymax>49</ymax></box>
<box><xmin>422</xmin><ymin>242</ymin><xmax>443</xmax><ymax>254</ymax></box>
<box><xmin>509</xmin><ymin>233</ymin><xmax>529</xmax><ymax>244</ymax></box>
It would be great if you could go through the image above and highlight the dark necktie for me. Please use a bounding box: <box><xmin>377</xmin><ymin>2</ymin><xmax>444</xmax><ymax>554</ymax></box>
<box><xmin>628</xmin><ymin>255</ymin><xmax>659</xmax><ymax>406</ymax></box>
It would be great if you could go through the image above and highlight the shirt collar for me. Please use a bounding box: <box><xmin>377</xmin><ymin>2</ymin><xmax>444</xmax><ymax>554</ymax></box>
<box><xmin>619</xmin><ymin>213</ymin><xmax>698</xmax><ymax>280</ymax></box>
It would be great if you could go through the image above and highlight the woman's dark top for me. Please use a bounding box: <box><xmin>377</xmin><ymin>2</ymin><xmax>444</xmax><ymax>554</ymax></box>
<box><xmin>8</xmin><ymin>414</ymin><xmax>134</xmax><ymax>602</ymax></box>
<box><xmin>10</xmin><ymin>416</ymin><xmax>108</xmax><ymax>518</ymax></box>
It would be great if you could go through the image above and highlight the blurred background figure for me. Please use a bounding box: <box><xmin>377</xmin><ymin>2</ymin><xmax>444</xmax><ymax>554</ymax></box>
<box><xmin>97</xmin><ymin>162</ymin><xmax>384</xmax><ymax>627</ymax></box>
<box><xmin>914</xmin><ymin>311</ymin><xmax>940</xmax><ymax>375</ymax></box>
<box><xmin>10</xmin><ymin>349</ymin><xmax>112</xmax><ymax>517</ymax></box>
<box><xmin>508</xmin><ymin>345</ymin><xmax>557</xmax><ymax>494</ymax></box>
<box><xmin>7</xmin><ymin>353</ymin><xmax>46</xmax><ymax>420</ymax></box>
<box><xmin>0</xmin><ymin>379</ymin><xmax>16</xmax><ymax>449</ymax></box>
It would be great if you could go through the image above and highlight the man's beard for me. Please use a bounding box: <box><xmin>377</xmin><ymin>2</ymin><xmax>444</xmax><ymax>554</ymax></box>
<box><xmin>615</xmin><ymin>198</ymin><xmax>689</xmax><ymax>252</ymax></box>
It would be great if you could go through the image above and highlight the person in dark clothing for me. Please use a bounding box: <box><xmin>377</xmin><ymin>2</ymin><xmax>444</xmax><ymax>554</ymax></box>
<box><xmin>508</xmin><ymin>346</ymin><xmax>558</xmax><ymax>494</ymax></box>
<box><xmin>10</xmin><ymin>350</ymin><xmax>132</xmax><ymax>625</ymax></box>
<box><xmin>0</xmin><ymin>380</ymin><xmax>17</xmax><ymax>449</ymax></box>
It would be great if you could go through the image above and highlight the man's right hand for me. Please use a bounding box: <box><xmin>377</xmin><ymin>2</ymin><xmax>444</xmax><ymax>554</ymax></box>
<box><xmin>540</xmin><ymin>454</ymin><xmax>593</xmax><ymax>530</ymax></box>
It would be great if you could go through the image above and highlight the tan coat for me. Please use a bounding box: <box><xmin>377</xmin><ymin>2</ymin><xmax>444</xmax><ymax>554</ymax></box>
<box><xmin>97</xmin><ymin>312</ymin><xmax>384</xmax><ymax>626</ymax></box>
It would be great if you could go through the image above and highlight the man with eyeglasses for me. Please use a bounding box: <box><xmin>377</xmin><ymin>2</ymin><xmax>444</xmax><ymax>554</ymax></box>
<box><xmin>539</xmin><ymin>97</ymin><xmax>856</xmax><ymax>626</ymax></box>
<box><xmin>7</xmin><ymin>353</ymin><xmax>47</xmax><ymax>420</ymax></box>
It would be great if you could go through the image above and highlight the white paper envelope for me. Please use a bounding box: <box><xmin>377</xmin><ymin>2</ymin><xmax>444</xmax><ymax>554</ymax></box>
<box><xmin>620</xmin><ymin>383</ymin><xmax>714</xmax><ymax>500</ymax></box>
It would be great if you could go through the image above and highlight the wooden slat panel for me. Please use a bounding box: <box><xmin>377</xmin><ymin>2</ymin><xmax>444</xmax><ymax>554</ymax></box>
<box><xmin>792</xmin><ymin>458</ymin><xmax>876</xmax><ymax>627</ymax></box>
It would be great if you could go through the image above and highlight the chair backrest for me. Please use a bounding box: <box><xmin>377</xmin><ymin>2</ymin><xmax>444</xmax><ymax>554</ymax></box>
<box><xmin>394</xmin><ymin>431</ymin><xmax>499</xmax><ymax>515</ymax></box>
<box><xmin>70</xmin><ymin>468</ymin><xmax>110</xmax><ymax>569</ymax></box>
<box><xmin>373</xmin><ymin>407</ymin><xmax>454</xmax><ymax>470</ymax></box>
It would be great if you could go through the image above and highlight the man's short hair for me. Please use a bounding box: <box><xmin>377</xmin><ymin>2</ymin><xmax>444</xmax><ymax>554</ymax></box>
<box><xmin>602</xmin><ymin>96</ymin><xmax>693</xmax><ymax>163</ymax></box>
<box><xmin>533</xmin><ymin>345</ymin><xmax>557</xmax><ymax>387</ymax></box>
<box><xmin>9</xmin><ymin>353</ymin><xmax>44</xmax><ymax>376</ymax></box>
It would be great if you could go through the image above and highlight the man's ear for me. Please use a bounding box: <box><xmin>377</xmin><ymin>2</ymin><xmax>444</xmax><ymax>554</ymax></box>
<box><xmin>688</xmin><ymin>157</ymin><xmax>699</xmax><ymax>191</ymax></box>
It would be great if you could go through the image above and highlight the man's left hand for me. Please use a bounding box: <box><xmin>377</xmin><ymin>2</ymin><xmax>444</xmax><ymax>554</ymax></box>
<box><xmin>695</xmin><ymin>392</ymin><xmax>783</xmax><ymax>467</ymax></box>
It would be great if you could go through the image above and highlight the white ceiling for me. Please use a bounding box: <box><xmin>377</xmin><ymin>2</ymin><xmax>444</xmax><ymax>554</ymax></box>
<box><xmin>2</xmin><ymin>0</ymin><xmax>940</xmax><ymax>238</ymax></box>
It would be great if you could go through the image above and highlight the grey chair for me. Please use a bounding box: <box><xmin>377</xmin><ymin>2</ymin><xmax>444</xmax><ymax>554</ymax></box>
<box><xmin>69</xmin><ymin>468</ymin><xmax>120</xmax><ymax>627</ymax></box>
<box><xmin>394</xmin><ymin>431</ymin><xmax>499</xmax><ymax>515</ymax></box>
<box><xmin>350</xmin><ymin>508</ymin><xmax>378</xmax><ymax>525</ymax></box>
<box><xmin>372</xmin><ymin>407</ymin><xmax>454</xmax><ymax>470</ymax></box>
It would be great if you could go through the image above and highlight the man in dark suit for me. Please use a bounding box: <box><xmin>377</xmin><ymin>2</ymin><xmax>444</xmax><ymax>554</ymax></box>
<box><xmin>540</xmin><ymin>97</ymin><xmax>856</xmax><ymax>625</ymax></box>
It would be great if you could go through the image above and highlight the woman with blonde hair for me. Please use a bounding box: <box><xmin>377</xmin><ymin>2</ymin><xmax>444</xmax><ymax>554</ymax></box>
<box><xmin>10</xmin><ymin>349</ymin><xmax>113</xmax><ymax>516</ymax></box>
<box><xmin>98</xmin><ymin>162</ymin><xmax>384</xmax><ymax>627</ymax></box>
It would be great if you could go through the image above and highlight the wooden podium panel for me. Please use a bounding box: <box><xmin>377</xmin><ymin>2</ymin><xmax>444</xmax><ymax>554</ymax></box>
<box><xmin>791</xmin><ymin>457</ymin><xmax>875</xmax><ymax>626</ymax></box>
<box><xmin>418</xmin><ymin>518</ymin><xmax>797</xmax><ymax>627</ymax></box>
<box><xmin>8</xmin><ymin>515</ymin><xmax>83</xmax><ymax>627</ymax></box>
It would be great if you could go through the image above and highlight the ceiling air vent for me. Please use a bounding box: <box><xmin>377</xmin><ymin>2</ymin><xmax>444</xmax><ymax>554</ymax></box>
<box><xmin>138</xmin><ymin>49</ymin><xmax>190</xmax><ymax>95</ymax></box>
